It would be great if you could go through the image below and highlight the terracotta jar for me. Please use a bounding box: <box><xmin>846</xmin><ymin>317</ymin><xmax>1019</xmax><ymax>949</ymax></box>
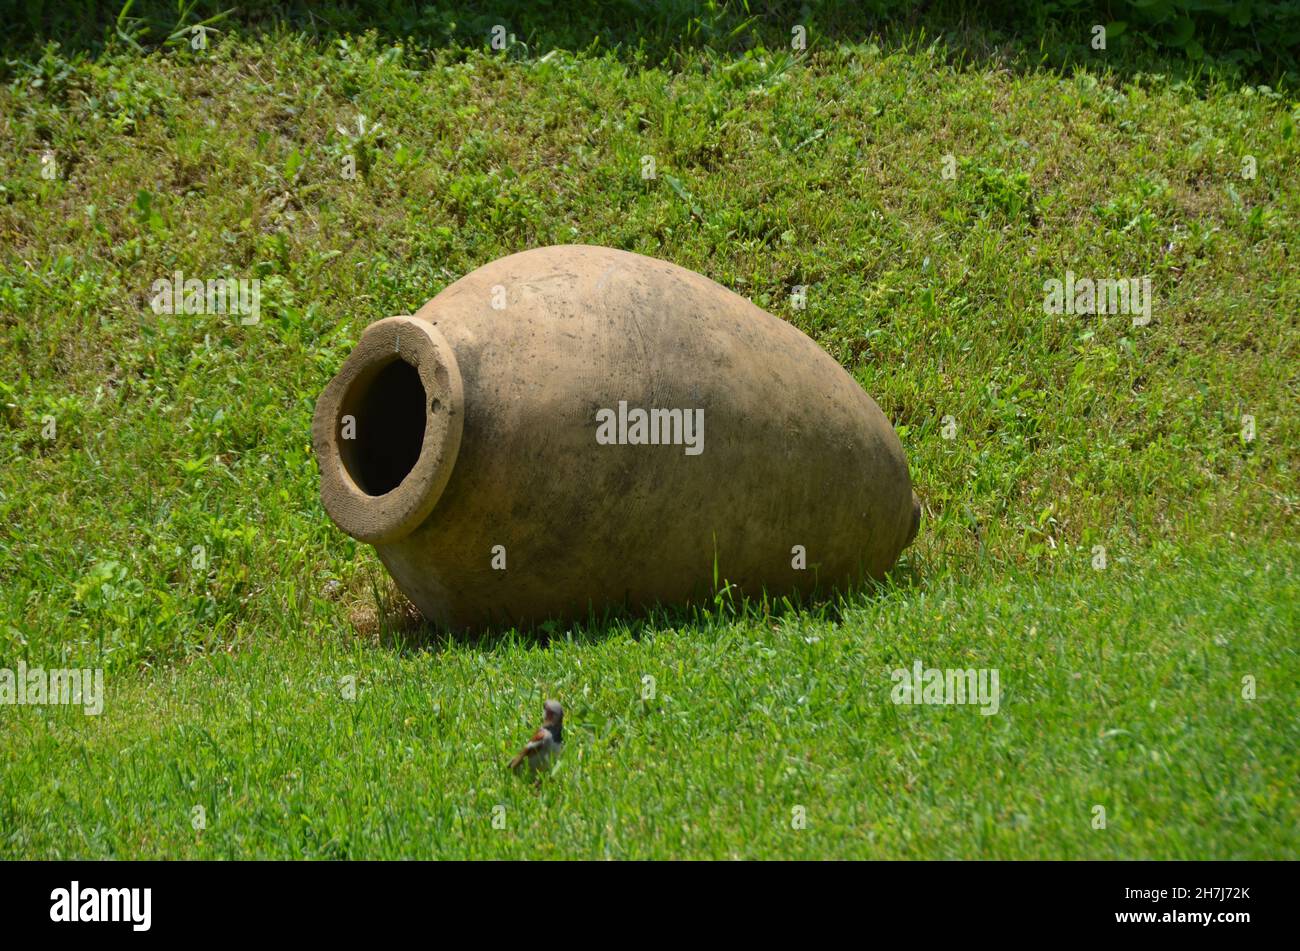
<box><xmin>313</xmin><ymin>245</ymin><xmax>918</xmax><ymax>630</ymax></box>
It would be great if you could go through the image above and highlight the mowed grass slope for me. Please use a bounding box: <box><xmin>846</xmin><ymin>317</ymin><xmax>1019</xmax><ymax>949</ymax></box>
<box><xmin>0</xmin><ymin>32</ymin><xmax>1297</xmax><ymax>858</ymax></box>
<box><xmin>3</xmin><ymin>544</ymin><xmax>1296</xmax><ymax>859</ymax></box>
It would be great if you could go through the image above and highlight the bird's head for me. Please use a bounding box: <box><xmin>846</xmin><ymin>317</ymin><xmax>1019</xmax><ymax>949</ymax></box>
<box><xmin>542</xmin><ymin>699</ymin><xmax>563</xmax><ymax>726</ymax></box>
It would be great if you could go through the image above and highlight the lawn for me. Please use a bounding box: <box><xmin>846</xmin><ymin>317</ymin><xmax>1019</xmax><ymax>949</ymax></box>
<box><xmin>0</xmin><ymin>16</ymin><xmax>1297</xmax><ymax>858</ymax></box>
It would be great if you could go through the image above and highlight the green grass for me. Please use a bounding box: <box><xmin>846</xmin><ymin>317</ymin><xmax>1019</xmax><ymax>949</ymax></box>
<box><xmin>2</xmin><ymin>543</ymin><xmax>1295</xmax><ymax>859</ymax></box>
<box><xmin>0</xmin><ymin>28</ymin><xmax>1297</xmax><ymax>858</ymax></box>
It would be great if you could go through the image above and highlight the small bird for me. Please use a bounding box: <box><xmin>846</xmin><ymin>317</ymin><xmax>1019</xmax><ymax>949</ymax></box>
<box><xmin>508</xmin><ymin>699</ymin><xmax>563</xmax><ymax>774</ymax></box>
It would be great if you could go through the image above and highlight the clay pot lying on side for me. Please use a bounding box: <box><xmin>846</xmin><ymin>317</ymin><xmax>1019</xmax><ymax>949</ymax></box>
<box><xmin>313</xmin><ymin>245</ymin><xmax>918</xmax><ymax>630</ymax></box>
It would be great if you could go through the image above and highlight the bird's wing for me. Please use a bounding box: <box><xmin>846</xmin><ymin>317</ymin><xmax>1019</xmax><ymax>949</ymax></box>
<box><xmin>508</xmin><ymin>727</ymin><xmax>551</xmax><ymax>769</ymax></box>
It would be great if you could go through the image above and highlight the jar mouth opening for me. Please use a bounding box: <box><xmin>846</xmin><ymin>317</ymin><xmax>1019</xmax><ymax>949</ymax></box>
<box><xmin>338</xmin><ymin>356</ymin><xmax>428</xmax><ymax>497</ymax></box>
<box><xmin>312</xmin><ymin>316</ymin><xmax>463</xmax><ymax>545</ymax></box>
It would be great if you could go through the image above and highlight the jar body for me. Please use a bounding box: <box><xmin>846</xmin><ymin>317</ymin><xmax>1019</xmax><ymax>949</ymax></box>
<box><xmin>313</xmin><ymin>245</ymin><xmax>917</xmax><ymax>630</ymax></box>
